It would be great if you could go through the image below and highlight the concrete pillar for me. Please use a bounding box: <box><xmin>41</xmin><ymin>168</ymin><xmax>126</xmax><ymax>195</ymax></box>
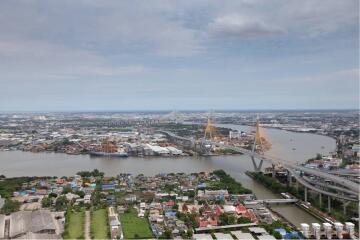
<box><xmin>296</xmin><ymin>181</ymin><xmax>299</xmax><ymax>192</ymax></box>
<box><xmin>272</xmin><ymin>164</ymin><xmax>276</xmax><ymax>178</ymax></box>
<box><xmin>328</xmin><ymin>196</ymin><xmax>331</xmax><ymax>213</ymax></box>
<box><xmin>343</xmin><ymin>202</ymin><xmax>347</xmax><ymax>215</ymax></box>
<box><xmin>343</xmin><ymin>201</ymin><xmax>350</xmax><ymax>215</ymax></box>
<box><xmin>319</xmin><ymin>193</ymin><xmax>322</xmax><ymax>208</ymax></box>
<box><xmin>287</xmin><ymin>170</ymin><xmax>292</xmax><ymax>185</ymax></box>
<box><xmin>304</xmin><ymin>187</ymin><xmax>308</xmax><ymax>202</ymax></box>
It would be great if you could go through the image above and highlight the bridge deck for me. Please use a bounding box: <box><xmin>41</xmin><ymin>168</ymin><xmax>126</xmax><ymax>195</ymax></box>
<box><xmin>161</xmin><ymin>131</ymin><xmax>359</xmax><ymax>202</ymax></box>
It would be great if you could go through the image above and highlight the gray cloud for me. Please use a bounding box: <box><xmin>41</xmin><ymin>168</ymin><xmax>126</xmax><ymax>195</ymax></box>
<box><xmin>208</xmin><ymin>14</ymin><xmax>284</xmax><ymax>38</ymax></box>
<box><xmin>0</xmin><ymin>0</ymin><xmax>358</xmax><ymax>110</ymax></box>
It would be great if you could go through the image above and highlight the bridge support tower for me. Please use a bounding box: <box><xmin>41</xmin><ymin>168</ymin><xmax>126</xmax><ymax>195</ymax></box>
<box><xmin>250</xmin><ymin>118</ymin><xmax>265</xmax><ymax>172</ymax></box>
<box><xmin>251</xmin><ymin>156</ymin><xmax>263</xmax><ymax>172</ymax></box>
<box><xmin>287</xmin><ymin>170</ymin><xmax>292</xmax><ymax>185</ymax></box>
<box><xmin>343</xmin><ymin>201</ymin><xmax>351</xmax><ymax>215</ymax></box>
<box><xmin>272</xmin><ymin>164</ymin><xmax>276</xmax><ymax>178</ymax></box>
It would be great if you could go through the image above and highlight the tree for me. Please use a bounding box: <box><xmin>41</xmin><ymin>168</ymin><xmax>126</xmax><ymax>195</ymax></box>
<box><xmin>49</xmin><ymin>192</ymin><xmax>58</xmax><ymax>198</ymax></box>
<box><xmin>62</xmin><ymin>138</ymin><xmax>71</xmax><ymax>145</ymax></box>
<box><xmin>75</xmin><ymin>190</ymin><xmax>85</xmax><ymax>198</ymax></box>
<box><xmin>159</xmin><ymin>229</ymin><xmax>172</xmax><ymax>239</ymax></box>
<box><xmin>187</xmin><ymin>229</ymin><xmax>193</xmax><ymax>238</ymax></box>
<box><xmin>219</xmin><ymin>213</ymin><xmax>229</xmax><ymax>225</ymax></box>
<box><xmin>62</xmin><ymin>186</ymin><xmax>72</xmax><ymax>194</ymax></box>
<box><xmin>237</xmin><ymin>217</ymin><xmax>252</xmax><ymax>224</ymax></box>
<box><xmin>41</xmin><ymin>197</ymin><xmax>52</xmax><ymax>208</ymax></box>
<box><xmin>0</xmin><ymin>199</ymin><xmax>21</xmax><ymax>215</ymax></box>
<box><xmin>228</xmin><ymin>215</ymin><xmax>236</xmax><ymax>224</ymax></box>
<box><xmin>55</xmin><ymin>196</ymin><xmax>68</xmax><ymax>211</ymax></box>
<box><xmin>273</xmin><ymin>231</ymin><xmax>282</xmax><ymax>239</ymax></box>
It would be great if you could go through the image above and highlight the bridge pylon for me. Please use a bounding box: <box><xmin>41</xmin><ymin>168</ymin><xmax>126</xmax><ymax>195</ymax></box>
<box><xmin>251</xmin><ymin>117</ymin><xmax>264</xmax><ymax>172</ymax></box>
<box><xmin>204</xmin><ymin>113</ymin><xmax>216</xmax><ymax>140</ymax></box>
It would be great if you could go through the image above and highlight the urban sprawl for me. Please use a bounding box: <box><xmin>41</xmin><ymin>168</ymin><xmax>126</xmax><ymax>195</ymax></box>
<box><xmin>0</xmin><ymin>110</ymin><xmax>359</xmax><ymax>240</ymax></box>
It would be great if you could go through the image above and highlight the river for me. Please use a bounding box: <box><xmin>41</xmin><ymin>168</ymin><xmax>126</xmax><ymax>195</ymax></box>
<box><xmin>0</xmin><ymin>124</ymin><xmax>336</xmax><ymax>227</ymax></box>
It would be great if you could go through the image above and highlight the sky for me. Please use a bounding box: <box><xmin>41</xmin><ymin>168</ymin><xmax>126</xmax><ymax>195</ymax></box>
<box><xmin>0</xmin><ymin>0</ymin><xmax>359</xmax><ymax>111</ymax></box>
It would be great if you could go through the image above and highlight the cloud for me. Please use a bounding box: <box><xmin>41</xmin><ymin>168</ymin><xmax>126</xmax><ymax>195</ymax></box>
<box><xmin>0</xmin><ymin>0</ymin><xmax>357</xmax><ymax>110</ymax></box>
<box><xmin>208</xmin><ymin>14</ymin><xmax>284</xmax><ymax>38</ymax></box>
<box><xmin>275</xmin><ymin>0</ymin><xmax>358</xmax><ymax>37</ymax></box>
<box><xmin>207</xmin><ymin>0</ymin><xmax>358</xmax><ymax>39</ymax></box>
<box><xmin>0</xmin><ymin>38</ymin><xmax>146</xmax><ymax>79</ymax></box>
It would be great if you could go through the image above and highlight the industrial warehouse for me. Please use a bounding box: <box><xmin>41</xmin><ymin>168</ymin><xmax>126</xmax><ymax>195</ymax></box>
<box><xmin>0</xmin><ymin>210</ymin><xmax>63</xmax><ymax>239</ymax></box>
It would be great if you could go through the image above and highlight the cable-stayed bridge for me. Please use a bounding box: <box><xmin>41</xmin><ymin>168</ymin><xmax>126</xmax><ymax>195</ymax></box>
<box><xmin>159</xmin><ymin>120</ymin><xmax>359</xmax><ymax>213</ymax></box>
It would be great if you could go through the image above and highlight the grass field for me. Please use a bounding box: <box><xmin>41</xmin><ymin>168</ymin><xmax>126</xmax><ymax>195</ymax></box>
<box><xmin>63</xmin><ymin>210</ymin><xmax>85</xmax><ymax>239</ymax></box>
<box><xmin>121</xmin><ymin>208</ymin><xmax>153</xmax><ymax>239</ymax></box>
<box><xmin>91</xmin><ymin>208</ymin><xmax>109</xmax><ymax>239</ymax></box>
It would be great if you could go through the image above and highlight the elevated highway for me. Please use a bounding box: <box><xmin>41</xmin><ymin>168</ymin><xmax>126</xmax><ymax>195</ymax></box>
<box><xmin>160</xmin><ymin>130</ymin><xmax>359</xmax><ymax>203</ymax></box>
<box><xmin>214</xmin><ymin>142</ymin><xmax>359</xmax><ymax>197</ymax></box>
<box><xmin>250</xmin><ymin>199</ymin><xmax>299</xmax><ymax>204</ymax></box>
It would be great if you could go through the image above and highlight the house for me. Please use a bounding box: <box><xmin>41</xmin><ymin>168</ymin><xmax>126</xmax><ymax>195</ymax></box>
<box><xmin>102</xmin><ymin>183</ymin><xmax>115</xmax><ymax>191</ymax></box>
<box><xmin>0</xmin><ymin>196</ymin><xmax>4</xmax><ymax>209</ymax></box>
<box><xmin>197</xmin><ymin>217</ymin><xmax>218</xmax><ymax>227</ymax></box>
<box><xmin>235</xmin><ymin>204</ymin><xmax>247</xmax><ymax>215</ymax></box>
<box><xmin>223</xmin><ymin>205</ymin><xmax>236</xmax><ymax>214</ymax></box>
<box><xmin>117</xmin><ymin>205</ymin><xmax>127</xmax><ymax>214</ymax></box>
<box><xmin>140</xmin><ymin>202</ymin><xmax>147</xmax><ymax>209</ymax></box>
<box><xmin>84</xmin><ymin>194</ymin><xmax>91</xmax><ymax>204</ymax></box>
<box><xmin>65</xmin><ymin>192</ymin><xmax>80</xmax><ymax>201</ymax></box>
<box><xmin>125</xmin><ymin>195</ymin><xmax>136</xmax><ymax>202</ymax></box>
<box><xmin>164</xmin><ymin>211</ymin><xmax>177</xmax><ymax>219</ymax></box>
<box><xmin>106</xmin><ymin>195</ymin><xmax>115</xmax><ymax>205</ymax></box>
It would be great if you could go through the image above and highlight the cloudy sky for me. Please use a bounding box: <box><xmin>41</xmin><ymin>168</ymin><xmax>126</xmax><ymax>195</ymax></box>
<box><xmin>0</xmin><ymin>0</ymin><xmax>358</xmax><ymax>111</ymax></box>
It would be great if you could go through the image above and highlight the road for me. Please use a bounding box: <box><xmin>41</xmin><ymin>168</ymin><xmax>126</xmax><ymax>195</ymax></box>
<box><xmin>160</xmin><ymin>131</ymin><xmax>359</xmax><ymax>201</ymax></box>
<box><xmin>85</xmin><ymin>210</ymin><xmax>90</xmax><ymax>240</ymax></box>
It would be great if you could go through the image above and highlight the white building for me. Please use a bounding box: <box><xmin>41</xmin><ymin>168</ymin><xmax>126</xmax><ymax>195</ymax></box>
<box><xmin>312</xmin><ymin>223</ymin><xmax>321</xmax><ymax>240</ymax></box>
<box><xmin>84</xmin><ymin>194</ymin><xmax>91</xmax><ymax>204</ymax></box>
<box><xmin>334</xmin><ymin>222</ymin><xmax>344</xmax><ymax>239</ymax></box>
<box><xmin>166</xmin><ymin>146</ymin><xmax>183</xmax><ymax>155</ymax></box>
<box><xmin>345</xmin><ymin>222</ymin><xmax>355</xmax><ymax>238</ymax></box>
<box><xmin>301</xmin><ymin>223</ymin><xmax>310</xmax><ymax>239</ymax></box>
<box><xmin>146</xmin><ymin>144</ymin><xmax>170</xmax><ymax>155</ymax></box>
<box><xmin>322</xmin><ymin>222</ymin><xmax>332</xmax><ymax>239</ymax></box>
<box><xmin>223</xmin><ymin>205</ymin><xmax>236</xmax><ymax>214</ymax></box>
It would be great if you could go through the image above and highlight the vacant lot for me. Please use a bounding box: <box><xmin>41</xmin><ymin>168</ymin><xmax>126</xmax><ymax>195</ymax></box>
<box><xmin>121</xmin><ymin>208</ymin><xmax>153</xmax><ymax>239</ymax></box>
<box><xmin>63</xmin><ymin>210</ymin><xmax>85</xmax><ymax>239</ymax></box>
<box><xmin>91</xmin><ymin>208</ymin><xmax>109</xmax><ymax>239</ymax></box>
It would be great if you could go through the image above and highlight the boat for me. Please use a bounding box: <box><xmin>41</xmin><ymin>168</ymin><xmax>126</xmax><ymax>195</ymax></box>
<box><xmin>89</xmin><ymin>140</ymin><xmax>128</xmax><ymax>157</ymax></box>
<box><xmin>89</xmin><ymin>151</ymin><xmax>128</xmax><ymax>157</ymax></box>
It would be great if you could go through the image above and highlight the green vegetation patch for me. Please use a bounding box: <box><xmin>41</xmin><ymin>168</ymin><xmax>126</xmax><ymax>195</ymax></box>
<box><xmin>0</xmin><ymin>177</ymin><xmax>33</xmax><ymax>198</ymax></box>
<box><xmin>260</xmin><ymin>220</ymin><xmax>292</xmax><ymax>239</ymax></box>
<box><xmin>91</xmin><ymin>208</ymin><xmax>110</xmax><ymax>239</ymax></box>
<box><xmin>251</xmin><ymin>172</ymin><xmax>287</xmax><ymax>194</ymax></box>
<box><xmin>211</xmin><ymin>170</ymin><xmax>252</xmax><ymax>194</ymax></box>
<box><xmin>0</xmin><ymin>199</ymin><xmax>21</xmax><ymax>215</ymax></box>
<box><xmin>120</xmin><ymin>208</ymin><xmax>153</xmax><ymax>239</ymax></box>
<box><xmin>63</xmin><ymin>210</ymin><xmax>85</xmax><ymax>239</ymax></box>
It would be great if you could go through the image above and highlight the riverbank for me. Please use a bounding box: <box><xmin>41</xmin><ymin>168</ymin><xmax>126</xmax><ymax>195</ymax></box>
<box><xmin>245</xmin><ymin>171</ymin><xmax>350</xmax><ymax>225</ymax></box>
<box><xmin>0</xmin><ymin>124</ymin><xmax>337</xmax><ymax>229</ymax></box>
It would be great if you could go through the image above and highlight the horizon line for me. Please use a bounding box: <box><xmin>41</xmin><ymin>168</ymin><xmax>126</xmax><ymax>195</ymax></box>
<box><xmin>0</xmin><ymin>108</ymin><xmax>358</xmax><ymax>114</ymax></box>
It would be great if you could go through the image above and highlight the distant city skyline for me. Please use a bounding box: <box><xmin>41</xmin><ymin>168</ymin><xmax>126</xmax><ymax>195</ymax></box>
<box><xmin>0</xmin><ymin>0</ymin><xmax>359</xmax><ymax>111</ymax></box>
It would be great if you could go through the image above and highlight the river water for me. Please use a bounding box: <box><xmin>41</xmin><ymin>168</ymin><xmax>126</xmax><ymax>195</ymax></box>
<box><xmin>0</xmin><ymin>124</ymin><xmax>336</xmax><ymax>227</ymax></box>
